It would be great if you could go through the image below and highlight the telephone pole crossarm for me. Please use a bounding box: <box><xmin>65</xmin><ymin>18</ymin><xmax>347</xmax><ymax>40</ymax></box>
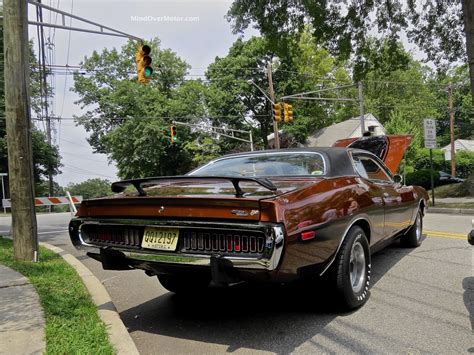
<box><xmin>279</xmin><ymin>83</ymin><xmax>356</xmax><ymax>100</ymax></box>
<box><xmin>284</xmin><ymin>97</ymin><xmax>358</xmax><ymax>102</ymax></box>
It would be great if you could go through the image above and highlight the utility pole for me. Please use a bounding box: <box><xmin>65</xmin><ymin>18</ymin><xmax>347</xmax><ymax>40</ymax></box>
<box><xmin>358</xmin><ymin>81</ymin><xmax>365</xmax><ymax>135</ymax></box>
<box><xmin>4</xmin><ymin>0</ymin><xmax>38</xmax><ymax>261</ymax></box>
<box><xmin>267</xmin><ymin>62</ymin><xmax>279</xmax><ymax>149</ymax></box>
<box><xmin>448</xmin><ymin>83</ymin><xmax>456</xmax><ymax>177</ymax></box>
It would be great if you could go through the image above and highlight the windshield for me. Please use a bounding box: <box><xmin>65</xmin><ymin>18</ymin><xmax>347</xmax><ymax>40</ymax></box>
<box><xmin>189</xmin><ymin>152</ymin><xmax>326</xmax><ymax>177</ymax></box>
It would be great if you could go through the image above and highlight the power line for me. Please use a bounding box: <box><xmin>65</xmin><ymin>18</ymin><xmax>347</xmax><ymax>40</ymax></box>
<box><xmin>61</xmin><ymin>151</ymin><xmax>107</xmax><ymax>163</ymax></box>
<box><xmin>26</xmin><ymin>114</ymin><xmax>271</xmax><ymax>121</ymax></box>
<box><xmin>62</xmin><ymin>166</ymin><xmax>115</xmax><ymax>179</ymax></box>
<box><xmin>59</xmin><ymin>0</ymin><xmax>73</xmax><ymax>118</ymax></box>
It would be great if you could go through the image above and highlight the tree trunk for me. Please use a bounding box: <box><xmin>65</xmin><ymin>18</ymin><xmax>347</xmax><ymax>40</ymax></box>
<box><xmin>462</xmin><ymin>0</ymin><xmax>474</xmax><ymax>104</ymax></box>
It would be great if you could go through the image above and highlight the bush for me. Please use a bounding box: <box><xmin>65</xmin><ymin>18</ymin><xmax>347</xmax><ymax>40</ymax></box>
<box><xmin>405</xmin><ymin>169</ymin><xmax>440</xmax><ymax>190</ymax></box>
<box><xmin>411</xmin><ymin>149</ymin><xmax>474</xmax><ymax>179</ymax></box>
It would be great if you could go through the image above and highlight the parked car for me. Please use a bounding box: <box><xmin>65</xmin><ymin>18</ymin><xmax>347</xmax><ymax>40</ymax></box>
<box><xmin>69</xmin><ymin>135</ymin><xmax>428</xmax><ymax>310</ymax></box>
<box><xmin>438</xmin><ymin>171</ymin><xmax>465</xmax><ymax>185</ymax></box>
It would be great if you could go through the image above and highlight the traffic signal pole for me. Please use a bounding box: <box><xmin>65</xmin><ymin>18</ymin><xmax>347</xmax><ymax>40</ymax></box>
<box><xmin>3</xmin><ymin>0</ymin><xmax>39</xmax><ymax>261</ymax></box>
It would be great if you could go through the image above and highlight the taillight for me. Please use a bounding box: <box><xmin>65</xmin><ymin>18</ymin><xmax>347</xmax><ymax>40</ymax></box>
<box><xmin>301</xmin><ymin>231</ymin><xmax>316</xmax><ymax>241</ymax></box>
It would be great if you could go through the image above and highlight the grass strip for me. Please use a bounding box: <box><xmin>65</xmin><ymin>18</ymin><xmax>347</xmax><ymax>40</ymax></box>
<box><xmin>0</xmin><ymin>237</ymin><xmax>114</xmax><ymax>354</ymax></box>
<box><xmin>429</xmin><ymin>202</ymin><xmax>474</xmax><ymax>209</ymax></box>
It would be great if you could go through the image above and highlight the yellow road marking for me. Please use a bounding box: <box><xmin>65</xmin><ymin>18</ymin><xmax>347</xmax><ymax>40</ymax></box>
<box><xmin>424</xmin><ymin>229</ymin><xmax>466</xmax><ymax>240</ymax></box>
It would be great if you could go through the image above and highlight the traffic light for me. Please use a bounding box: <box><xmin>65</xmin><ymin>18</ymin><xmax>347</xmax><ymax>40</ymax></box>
<box><xmin>135</xmin><ymin>44</ymin><xmax>153</xmax><ymax>84</ymax></box>
<box><xmin>170</xmin><ymin>125</ymin><xmax>177</xmax><ymax>143</ymax></box>
<box><xmin>284</xmin><ymin>103</ymin><xmax>293</xmax><ymax>123</ymax></box>
<box><xmin>273</xmin><ymin>102</ymin><xmax>282</xmax><ymax>122</ymax></box>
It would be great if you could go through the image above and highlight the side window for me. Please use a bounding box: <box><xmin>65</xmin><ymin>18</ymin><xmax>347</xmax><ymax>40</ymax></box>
<box><xmin>353</xmin><ymin>155</ymin><xmax>392</xmax><ymax>183</ymax></box>
<box><xmin>353</xmin><ymin>156</ymin><xmax>369</xmax><ymax>179</ymax></box>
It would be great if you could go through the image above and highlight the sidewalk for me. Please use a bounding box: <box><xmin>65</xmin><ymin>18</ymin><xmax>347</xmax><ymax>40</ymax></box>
<box><xmin>427</xmin><ymin>196</ymin><xmax>474</xmax><ymax>215</ymax></box>
<box><xmin>0</xmin><ymin>265</ymin><xmax>45</xmax><ymax>355</ymax></box>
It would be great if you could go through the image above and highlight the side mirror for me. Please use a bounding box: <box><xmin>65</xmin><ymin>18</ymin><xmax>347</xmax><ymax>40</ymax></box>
<box><xmin>393</xmin><ymin>174</ymin><xmax>403</xmax><ymax>185</ymax></box>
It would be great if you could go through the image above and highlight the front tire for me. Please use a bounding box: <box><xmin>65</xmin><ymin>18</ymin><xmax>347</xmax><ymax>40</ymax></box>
<box><xmin>333</xmin><ymin>226</ymin><xmax>371</xmax><ymax>310</ymax></box>
<box><xmin>401</xmin><ymin>209</ymin><xmax>423</xmax><ymax>247</ymax></box>
<box><xmin>157</xmin><ymin>274</ymin><xmax>210</xmax><ymax>294</ymax></box>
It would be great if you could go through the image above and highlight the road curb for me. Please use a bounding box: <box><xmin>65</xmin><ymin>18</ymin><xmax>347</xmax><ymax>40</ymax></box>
<box><xmin>40</xmin><ymin>242</ymin><xmax>139</xmax><ymax>355</ymax></box>
<box><xmin>427</xmin><ymin>207</ymin><xmax>474</xmax><ymax>215</ymax></box>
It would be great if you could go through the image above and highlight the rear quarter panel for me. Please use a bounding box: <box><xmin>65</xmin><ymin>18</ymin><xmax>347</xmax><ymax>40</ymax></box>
<box><xmin>269</xmin><ymin>177</ymin><xmax>384</xmax><ymax>278</ymax></box>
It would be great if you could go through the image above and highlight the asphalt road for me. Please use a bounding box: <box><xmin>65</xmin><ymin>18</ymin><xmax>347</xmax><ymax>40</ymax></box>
<box><xmin>1</xmin><ymin>212</ymin><xmax>473</xmax><ymax>354</ymax></box>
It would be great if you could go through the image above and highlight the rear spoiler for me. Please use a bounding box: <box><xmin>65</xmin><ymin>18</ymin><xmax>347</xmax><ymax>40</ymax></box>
<box><xmin>111</xmin><ymin>176</ymin><xmax>278</xmax><ymax>198</ymax></box>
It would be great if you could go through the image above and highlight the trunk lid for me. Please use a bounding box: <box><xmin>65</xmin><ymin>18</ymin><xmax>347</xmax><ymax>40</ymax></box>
<box><xmin>77</xmin><ymin>178</ymin><xmax>319</xmax><ymax>221</ymax></box>
<box><xmin>333</xmin><ymin>135</ymin><xmax>412</xmax><ymax>174</ymax></box>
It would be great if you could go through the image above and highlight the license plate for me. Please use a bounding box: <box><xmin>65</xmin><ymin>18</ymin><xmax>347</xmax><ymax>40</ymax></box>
<box><xmin>141</xmin><ymin>227</ymin><xmax>179</xmax><ymax>251</ymax></box>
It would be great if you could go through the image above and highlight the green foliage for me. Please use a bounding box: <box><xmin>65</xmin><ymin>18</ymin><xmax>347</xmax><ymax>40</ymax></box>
<box><xmin>205</xmin><ymin>36</ymin><xmax>274</xmax><ymax>148</ymax></box>
<box><xmin>102</xmin><ymin>118</ymin><xmax>194</xmax><ymax>178</ymax></box>
<box><xmin>384</xmin><ymin>110</ymin><xmax>423</xmax><ymax>162</ymax></box>
<box><xmin>0</xmin><ymin>238</ymin><xmax>114</xmax><ymax>354</ymax></box>
<box><xmin>363</xmin><ymin>40</ymin><xmax>438</xmax><ymax>126</ymax></box>
<box><xmin>184</xmin><ymin>137</ymin><xmax>221</xmax><ymax>167</ymax></box>
<box><xmin>430</xmin><ymin>65</ymin><xmax>473</xmax><ymax>147</ymax></box>
<box><xmin>206</xmin><ymin>31</ymin><xmax>353</xmax><ymax>148</ymax></box>
<box><xmin>66</xmin><ymin>178</ymin><xmax>113</xmax><ymax>199</ymax></box>
<box><xmin>405</xmin><ymin>169</ymin><xmax>440</xmax><ymax>190</ymax></box>
<box><xmin>411</xmin><ymin>149</ymin><xmax>449</xmax><ymax>172</ymax></box>
<box><xmin>226</xmin><ymin>1</ymin><xmax>465</xmax><ymax>77</ymax></box>
<box><xmin>410</xmin><ymin>149</ymin><xmax>474</xmax><ymax>179</ymax></box>
<box><xmin>73</xmin><ymin>39</ymin><xmax>201</xmax><ymax>178</ymax></box>
<box><xmin>452</xmin><ymin>151</ymin><xmax>474</xmax><ymax>179</ymax></box>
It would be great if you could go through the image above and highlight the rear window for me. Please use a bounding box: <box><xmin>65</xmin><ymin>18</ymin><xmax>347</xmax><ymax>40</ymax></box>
<box><xmin>189</xmin><ymin>153</ymin><xmax>326</xmax><ymax>177</ymax></box>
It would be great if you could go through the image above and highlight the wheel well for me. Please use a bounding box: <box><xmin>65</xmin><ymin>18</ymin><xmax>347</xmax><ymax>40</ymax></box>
<box><xmin>419</xmin><ymin>199</ymin><xmax>425</xmax><ymax>216</ymax></box>
<box><xmin>353</xmin><ymin>219</ymin><xmax>371</xmax><ymax>244</ymax></box>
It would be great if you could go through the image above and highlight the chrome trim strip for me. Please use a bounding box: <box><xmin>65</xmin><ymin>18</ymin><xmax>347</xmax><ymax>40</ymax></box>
<box><xmin>70</xmin><ymin>219</ymin><xmax>285</xmax><ymax>271</ymax></box>
<box><xmin>318</xmin><ymin>216</ymin><xmax>371</xmax><ymax>276</ymax></box>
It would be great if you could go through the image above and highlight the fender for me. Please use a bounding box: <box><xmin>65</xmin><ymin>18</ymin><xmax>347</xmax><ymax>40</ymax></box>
<box><xmin>319</xmin><ymin>215</ymin><xmax>372</xmax><ymax>276</ymax></box>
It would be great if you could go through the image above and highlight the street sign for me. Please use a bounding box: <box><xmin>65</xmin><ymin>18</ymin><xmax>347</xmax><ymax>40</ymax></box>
<box><xmin>423</xmin><ymin>118</ymin><xmax>437</xmax><ymax>149</ymax></box>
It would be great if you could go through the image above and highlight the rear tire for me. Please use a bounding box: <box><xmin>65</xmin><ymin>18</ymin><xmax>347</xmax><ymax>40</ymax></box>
<box><xmin>333</xmin><ymin>226</ymin><xmax>371</xmax><ymax>310</ymax></box>
<box><xmin>400</xmin><ymin>209</ymin><xmax>423</xmax><ymax>248</ymax></box>
<box><xmin>157</xmin><ymin>274</ymin><xmax>210</xmax><ymax>294</ymax></box>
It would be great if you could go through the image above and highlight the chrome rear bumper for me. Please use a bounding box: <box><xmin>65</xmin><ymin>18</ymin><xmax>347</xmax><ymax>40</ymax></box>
<box><xmin>69</xmin><ymin>218</ymin><xmax>285</xmax><ymax>271</ymax></box>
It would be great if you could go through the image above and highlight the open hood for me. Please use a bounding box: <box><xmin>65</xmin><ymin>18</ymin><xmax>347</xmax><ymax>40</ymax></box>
<box><xmin>333</xmin><ymin>135</ymin><xmax>412</xmax><ymax>174</ymax></box>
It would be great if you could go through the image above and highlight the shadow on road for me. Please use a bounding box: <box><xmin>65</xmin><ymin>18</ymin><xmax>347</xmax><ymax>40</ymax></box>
<box><xmin>463</xmin><ymin>277</ymin><xmax>474</xmax><ymax>335</ymax></box>
<box><xmin>120</xmin><ymin>240</ymin><xmax>416</xmax><ymax>353</ymax></box>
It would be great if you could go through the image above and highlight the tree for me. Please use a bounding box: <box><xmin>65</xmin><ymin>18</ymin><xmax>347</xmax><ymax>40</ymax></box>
<box><xmin>73</xmin><ymin>39</ymin><xmax>204</xmax><ymax>178</ymax></box>
<box><xmin>206</xmin><ymin>32</ymin><xmax>353</xmax><ymax>147</ymax></box>
<box><xmin>66</xmin><ymin>178</ymin><xmax>113</xmax><ymax>199</ymax></box>
<box><xmin>362</xmin><ymin>39</ymin><xmax>438</xmax><ymax>125</ymax></box>
<box><xmin>429</xmin><ymin>64</ymin><xmax>473</xmax><ymax>148</ymax></box>
<box><xmin>226</xmin><ymin>1</ymin><xmax>474</xmax><ymax>102</ymax></box>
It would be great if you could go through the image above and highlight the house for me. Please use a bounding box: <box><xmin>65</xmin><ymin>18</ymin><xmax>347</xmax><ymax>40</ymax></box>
<box><xmin>441</xmin><ymin>139</ymin><xmax>474</xmax><ymax>160</ymax></box>
<box><xmin>266</xmin><ymin>113</ymin><xmax>385</xmax><ymax>147</ymax></box>
<box><xmin>305</xmin><ymin>113</ymin><xmax>385</xmax><ymax>147</ymax></box>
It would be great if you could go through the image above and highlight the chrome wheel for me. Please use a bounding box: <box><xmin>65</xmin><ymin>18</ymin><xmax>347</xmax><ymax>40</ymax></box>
<box><xmin>415</xmin><ymin>213</ymin><xmax>422</xmax><ymax>242</ymax></box>
<box><xmin>349</xmin><ymin>238</ymin><xmax>366</xmax><ymax>293</ymax></box>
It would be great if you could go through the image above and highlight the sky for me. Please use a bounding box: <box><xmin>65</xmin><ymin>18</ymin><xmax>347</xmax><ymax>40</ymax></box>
<box><xmin>28</xmin><ymin>0</ymin><xmax>256</xmax><ymax>186</ymax></box>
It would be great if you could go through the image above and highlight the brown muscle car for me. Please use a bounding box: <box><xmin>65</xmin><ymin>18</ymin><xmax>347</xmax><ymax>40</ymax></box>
<box><xmin>69</xmin><ymin>135</ymin><xmax>429</xmax><ymax>309</ymax></box>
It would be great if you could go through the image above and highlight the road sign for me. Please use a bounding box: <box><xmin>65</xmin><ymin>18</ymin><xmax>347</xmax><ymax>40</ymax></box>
<box><xmin>423</xmin><ymin>118</ymin><xmax>437</xmax><ymax>149</ymax></box>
